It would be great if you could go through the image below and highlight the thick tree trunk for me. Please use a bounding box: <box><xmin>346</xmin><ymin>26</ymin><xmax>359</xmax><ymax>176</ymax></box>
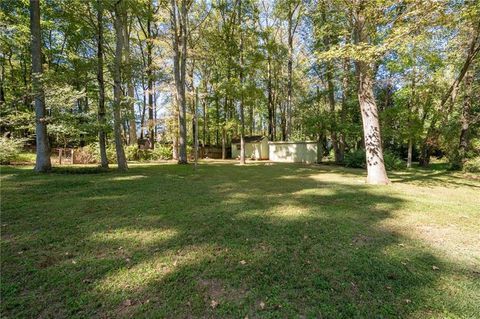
<box><xmin>354</xmin><ymin>4</ymin><xmax>389</xmax><ymax>184</ymax></box>
<box><xmin>113</xmin><ymin>1</ymin><xmax>128</xmax><ymax>170</ymax></box>
<box><xmin>30</xmin><ymin>0</ymin><xmax>51</xmax><ymax>172</ymax></box>
<box><xmin>171</xmin><ymin>0</ymin><xmax>188</xmax><ymax>163</ymax></box>
<box><xmin>96</xmin><ymin>0</ymin><xmax>108</xmax><ymax>168</ymax></box>
<box><xmin>356</xmin><ymin>62</ymin><xmax>389</xmax><ymax>184</ymax></box>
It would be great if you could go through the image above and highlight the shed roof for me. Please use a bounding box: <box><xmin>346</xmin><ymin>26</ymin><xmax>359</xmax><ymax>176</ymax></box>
<box><xmin>231</xmin><ymin>135</ymin><xmax>266</xmax><ymax>144</ymax></box>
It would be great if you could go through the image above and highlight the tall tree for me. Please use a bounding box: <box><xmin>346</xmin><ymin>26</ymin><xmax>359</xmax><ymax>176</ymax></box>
<box><xmin>29</xmin><ymin>0</ymin><xmax>51</xmax><ymax>172</ymax></box>
<box><xmin>238</xmin><ymin>0</ymin><xmax>246</xmax><ymax>165</ymax></box>
<box><xmin>170</xmin><ymin>0</ymin><xmax>188</xmax><ymax>164</ymax></box>
<box><xmin>113</xmin><ymin>0</ymin><xmax>128</xmax><ymax>170</ymax></box>
<box><xmin>353</xmin><ymin>0</ymin><xmax>389</xmax><ymax>184</ymax></box>
<box><xmin>123</xmin><ymin>9</ymin><xmax>137</xmax><ymax>146</ymax></box>
<box><xmin>96</xmin><ymin>0</ymin><xmax>108</xmax><ymax>168</ymax></box>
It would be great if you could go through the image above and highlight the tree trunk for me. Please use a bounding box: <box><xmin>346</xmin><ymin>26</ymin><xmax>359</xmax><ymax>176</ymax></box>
<box><xmin>113</xmin><ymin>1</ymin><xmax>128</xmax><ymax>170</ymax></box>
<box><xmin>267</xmin><ymin>56</ymin><xmax>274</xmax><ymax>141</ymax></box>
<box><xmin>96</xmin><ymin>0</ymin><xmax>108</xmax><ymax>168</ymax></box>
<box><xmin>407</xmin><ymin>137</ymin><xmax>413</xmax><ymax>168</ymax></box>
<box><xmin>123</xmin><ymin>13</ymin><xmax>137</xmax><ymax>145</ymax></box>
<box><xmin>326</xmin><ymin>61</ymin><xmax>340</xmax><ymax>163</ymax></box>
<box><xmin>458</xmin><ymin>69</ymin><xmax>473</xmax><ymax>166</ymax></box>
<box><xmin>286</xmin><ymin>9</ymin><xmax>293</xmax><ymax>140</ymax></box>
<box><xmin>339</xmin><ymin>55</ymin><xmax>349</xmax><ymax>163</ymax></box>
<box><xmin>171</xmin><ymin>0</ymin><xmax>188</xmax><ymax>163</ymax></box>
<box><xmin>354</xmin><ymin>5</ymin><xmax>389</xmax><ymax>184</ymax></box>
<box><xmin>238</xmin><ymin>0</ymin><xmax>245</xmax><ymax>165</ymax></box>
<box><xmin>147</xmin><ymin>12</ymin><xmax>155</xmax><ymax>149</ymax></box>
<box><xmin>30</xmin><ymin>0</ymin><xmax>51</xmax><ymax>172</ymax></box>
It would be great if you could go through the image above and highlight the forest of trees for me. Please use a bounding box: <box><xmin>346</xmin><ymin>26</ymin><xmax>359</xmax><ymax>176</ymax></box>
<box><xmin>0</xmin><ymin>0</ymin><xmax>479</xmax><ymax>184</ymax></box>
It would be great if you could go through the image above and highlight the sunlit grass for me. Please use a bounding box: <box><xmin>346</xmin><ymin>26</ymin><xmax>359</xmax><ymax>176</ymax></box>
<box><xmin>1</xmin><ymin>161</ymin><xmax>479</xmax><ymax>318</ymax></box>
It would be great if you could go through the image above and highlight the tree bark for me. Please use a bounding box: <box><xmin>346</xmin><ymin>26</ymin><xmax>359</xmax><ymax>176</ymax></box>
<box><xmin>238</xmin><ymin>0</ymin><xmax>245</xmax><ymax>165</ymax></box>
<box><xmin>96</xmin><ymin>0</ymin><xmax>108</xmax><ymax>168</ymax></box>
<box><xmin>354</xmin><ymin>2</ymin><xmax>389</xmax><ymax>184</ymax></box>
<box><xmin>326</xmin><ymin>60</ymin><xmax>340</xmax><ymax>163</ymax></box>
<box><xmin>407</xmin><ymin>138</ymin><xmax>413</xmax><ymax>168</ymax></box>
<box><xmin>267</xmin><ymin>56</ymin><xmax>274</xmax><ymax>141</ymax></box>
<box><xmin>123</xmin><ymin>12</ymin><xmax>137</xmax><ymax>145</ymax></box>
<box><xmin>171</xmin><ymin>0</ymin><xmax>188</xmax><ymax>163</ymax></box>
<box><xmin>113</xmin><ymin>0</ymin><xmax>128</xmax><ymax>170</ymax></box>
<box><xmin>339</xmin><ymin>54</ymin><xmax>349</xmax><ymax>163</ymax></box>
<box><xmin>147</xmin><ymin>9</ymin><xmax>155</xmax><ymax>149</ymax></box>
<box><xmin>458</xmin><ymin>69</ymin><xmax>473</xmax><ymax>165</ymax></box>
<box><xmin>30</xmin><ymin>0</ymin><xmax>51</xmax><ymax>172</ymax></box>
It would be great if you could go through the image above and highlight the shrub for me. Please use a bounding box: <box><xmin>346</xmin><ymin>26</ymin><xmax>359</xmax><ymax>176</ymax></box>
<box><xmin>124</xmin><ymin>144</ymin><xmax>141</xmax><ymax>161</ymax></box>
<box><xmin>345</xmin><ymin>149</ymin><xmax>404</xmax><ymax>170</ymax></box>
<box><xmin>152</xmin><ymin>144</ymin><xmax>173</xmax><ymax>160</ymax></box>
<box><xmin>74</xmin><ymin>146</ymin><xmax>98</xmax><ymax>164</ymax></box>
<box><xmin>0</xmin><ymin>137</ymin><xmax>25</xmax><ymax>164</ymax></box>
<box><xmin>383</xmin><ymin>151</ymin><xmax>405</xmax><ymax>170</ymax></box>
<box><xmin>463</xmin><ymin>157</ymin><xmax>480</xmax><ymax>173</ymax></box>
<box><xmin>344</xmin><ymin>149</ymin><xmax>366</xmax><ymax>168</ymax></box>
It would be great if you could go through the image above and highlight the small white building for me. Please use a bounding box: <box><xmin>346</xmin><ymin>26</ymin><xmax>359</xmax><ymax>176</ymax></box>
<box><xmin>269</xmin><ymin>141</ymin><xmax>319</xmax><ymax>164</ymax></box>
<box><xmin>231</xmin><ymin>136</ymin><xmax>269</xmax><ymax>160</ymax></box>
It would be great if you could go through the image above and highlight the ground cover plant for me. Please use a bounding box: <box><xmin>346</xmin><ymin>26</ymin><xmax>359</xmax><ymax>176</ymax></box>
<box><xmin>1</xmin><ymin>161</ymin><xmax>479</xmax><ymax>318</ymax></box>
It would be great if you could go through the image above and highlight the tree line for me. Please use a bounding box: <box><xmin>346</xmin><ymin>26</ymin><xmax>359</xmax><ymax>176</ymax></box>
<box><xmin>0</xmin><ymin>0</ymin><xmax>479</xmax><ymax>184</ymax></box>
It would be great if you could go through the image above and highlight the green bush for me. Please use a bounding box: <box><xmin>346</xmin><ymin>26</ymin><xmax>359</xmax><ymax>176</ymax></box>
<box><xmin>344</xmin><ymin>149</ymin><xmax>366</xmax><ymax>168</ymax></box>
<box><xmin>463</xmin><ymin>157</ymin><xmax>480</xmax><ymax>173</ymax></box>
<box><xmin>344</xmin><ymin>149</ymin><xmax>404</xmax><ymax>170</ymax></box>
<box><xmin>0</xmin><ymin>137</ymin><xmax>25</xmax><ymax>164</ymax></box>
<box><xmin>124</xmin><ymin>145</ymin><xmax>154</xmax><ymax>161</ymax></box>
<box><xmin>383</xmin><ymin>151</ymin><xmax>405</xmax><ymax>170</ymax></box>
<box><xmin>152</xmin><ymin>144</ymin><xmax>172</xmax><ymax>160</ymax></box>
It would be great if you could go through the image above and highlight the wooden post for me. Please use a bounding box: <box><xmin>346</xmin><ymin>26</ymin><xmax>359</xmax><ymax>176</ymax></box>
<box><xmin>59</xmin><ymin>148</ymin><xmax>62</xmax><ymax>165</ymax></box>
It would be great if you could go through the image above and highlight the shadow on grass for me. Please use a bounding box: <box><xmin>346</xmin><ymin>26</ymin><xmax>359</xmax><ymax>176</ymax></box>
<box><xmin>0</xmin><ymin>163</ymin><xmax>476</xmax><ymax>318</ymax></box>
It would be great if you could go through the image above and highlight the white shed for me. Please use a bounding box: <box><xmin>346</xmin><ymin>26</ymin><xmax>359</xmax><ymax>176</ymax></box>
<box><xmin>231</xmin><ymin>136</ymin><xmax>269</xmax><ymax>160</ymax></box>
<box><xmin>268</xmin><ymin>141</ymin><xmax>318</xmax><ymax>164</ymax></box>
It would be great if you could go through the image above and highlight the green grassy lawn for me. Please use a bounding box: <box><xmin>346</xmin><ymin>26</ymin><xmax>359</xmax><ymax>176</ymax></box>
<box><xmin>1</xmin><ymin>161</ymin><xmax>479</xmax><ymax>318</ymax></box>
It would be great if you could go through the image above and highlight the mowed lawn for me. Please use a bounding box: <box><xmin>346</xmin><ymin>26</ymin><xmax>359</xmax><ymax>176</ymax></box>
<box><xmin>1</xmin><ymin>161</ymin><xmax>479</xmax><ymax>318</ymax></box>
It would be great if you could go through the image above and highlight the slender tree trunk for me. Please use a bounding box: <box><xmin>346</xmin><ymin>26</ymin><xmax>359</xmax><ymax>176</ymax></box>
<box><xmin>354</xmin><ymin>3</ymin><xmax>389</xmax><ymax>184</ymax></box>
<box><xmin>326</xmin><ymin>61</ymin><xmax>340</xmax><ymax>163</ymax></box>
<box><xmin>286</xmin><ymin>10</ymin><xmax>293</xmax><ymax>140</ymax></box>
<box><xmin>407</xmin><ymin>138</ymin><xmax>413</xmax><ymax>168</ymax></box>
<box><xmin>96</xmin><ymin>0</ymin><xmax>108</xmax><ymax>168</ymax></box>
<box><xmin>147</xmin><ymin>12</ymin><xmax>155</xmax><ymax>149</ymax></box>
<box><xmin>222</xmin><ymin>95</ymin><xmax>227</xmax><ymax>159</ymax></box>
<box><xmin>339</xmin><ymin>55</ymin><xmax>349</xmax><ymax>162</ymax></box>
<box><xmin>30</xmin><ymin>0</ymin><xmax>51</xmax><ymax>172</ymax></box>
<box><xmin>238</xmin><ymin>0</ymin><xmax>246</xmax><ymax>165</ymax></box>
<box><xmin>123</xmin><ymin>14</ymin><xmax>137</xmax><ymax>145</ymax></box>
<box><xmin>458</xmin><ymin>69</ymin><xmax>473</xmax><ymax>165</ymax></box>
<box><xmin>202</xmin><ymin>93</ymin><xmax>207</xmax><ymax>147</ymax></box>
<box><xmin>113</xmin><ymin>1</ymin><xmax>128</xmax><ymax>170</ymax></box>
<box><xmin>267</xmin><ymin>56</ymin><xmax>274</xmax><ymax>141</ymax></box>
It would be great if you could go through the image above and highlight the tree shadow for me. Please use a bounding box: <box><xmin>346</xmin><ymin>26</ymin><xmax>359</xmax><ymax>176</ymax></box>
<box><xmin>1</xmin><ymin>163</ymin><xmax>477</xmax><ymax>318</ymax></box>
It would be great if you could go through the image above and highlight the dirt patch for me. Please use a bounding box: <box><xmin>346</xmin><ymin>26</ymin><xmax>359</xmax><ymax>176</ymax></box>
<box><xmin>198</xmin><ymin>278</ymin><xmax>247</xmax><ymax>305</ymax></box>
<box><xmin>351</xmin><ymin>234</ymin><xmax>373</xmax><ymax>246</ymax></box>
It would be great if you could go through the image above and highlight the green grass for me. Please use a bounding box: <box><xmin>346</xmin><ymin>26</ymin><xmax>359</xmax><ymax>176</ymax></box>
<box><xmin>1</xmin><ymin>161</ymin><xmax>479</xmax><ymax>318</ymax></box>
